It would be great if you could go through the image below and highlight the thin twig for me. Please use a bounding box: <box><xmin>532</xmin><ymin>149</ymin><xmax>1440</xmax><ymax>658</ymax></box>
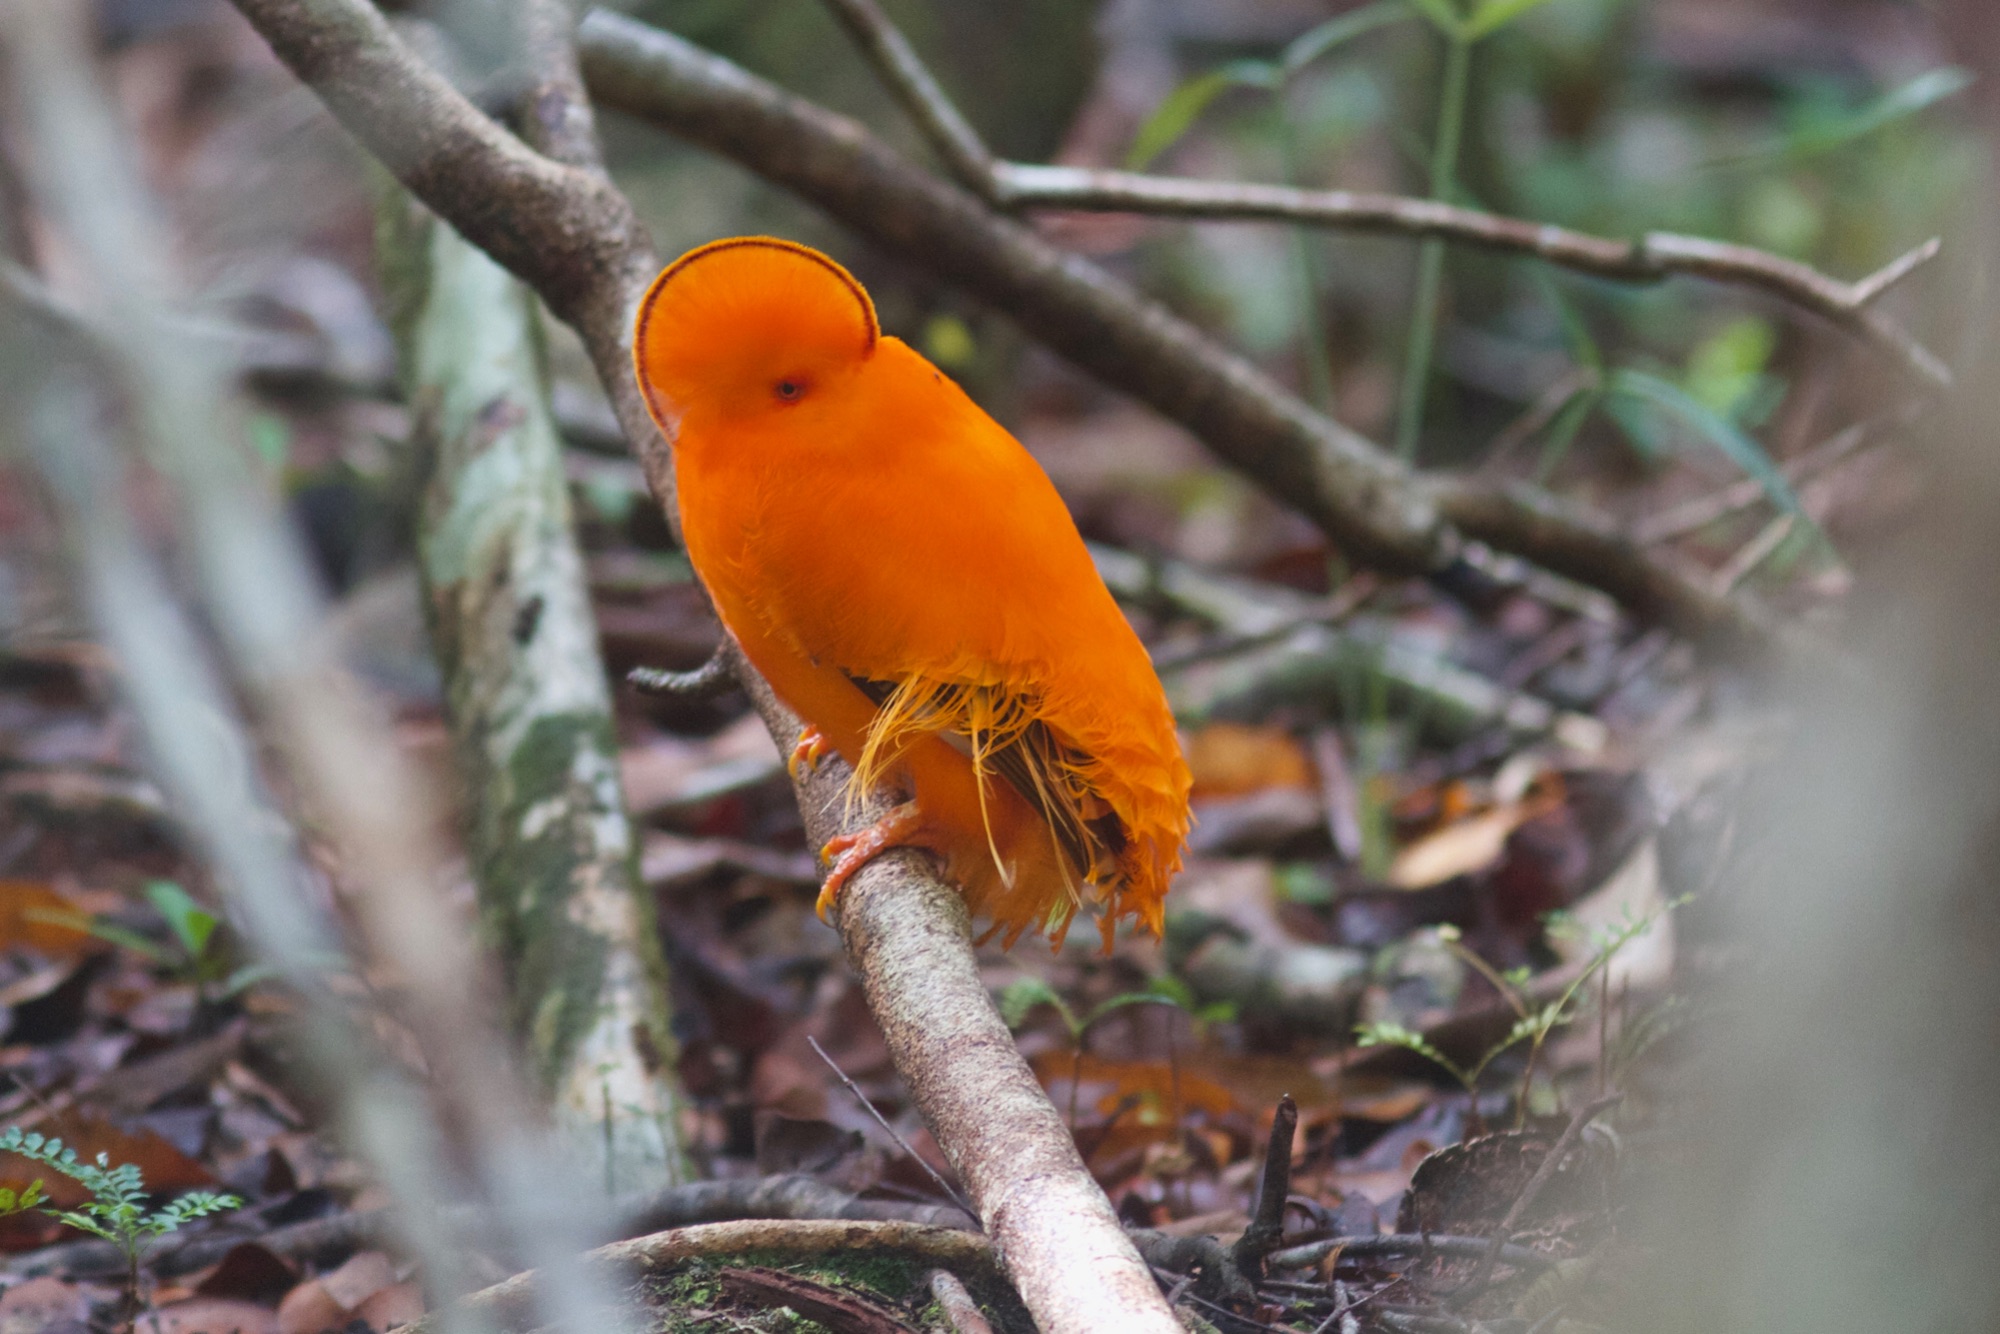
<box><xmin>1636</xmin><ymin>406</ymin><xmax>1914</xmax><ymax>545</ymax></box>
<box><xmin>818</xmin><ymin>0</ymin><xmax>1947</xmax><ymax>389</ymax></box>
<box><xmin>1312</xmin><ymin>1278</ymin><xmax>1381</xmax><ymax>1334</ymax></box>
<box><xmin>1481</xmin><ymin>367</ymin><xmax>1600</xmax><ymax>475</ymax></box>
<box><xmin>627</xmin><ymin>651</ymin><xmax>736</xmax><ymax>699</ymax></box>
<box><xmin>817</xmin><ymin>0</ymin><xmax>995</xmax><ymax>196</ymax></box>
<box><xmin>806</xmin><ymin>1035</ymin><xmax>977</xmax><ymax>1221</ymax></box>
<box><xmin>1711</xmin><ymin>513</ymin><xmax>1798</xmax><ymax>596</ymax></box>
<box><xmin>1268</xmin><ymin>1234</ymin><xmax>1557</xmax><ymax>1273</ymax></box>
<box><xmin>926</xmin><ymin>1268</ymin><xmax>997</xmax><ymax>1334</ymax></box>
<box><xmin>514</xmin><ymin>0</ymin><xmax>605</xmax><ymax>172</ymax></box>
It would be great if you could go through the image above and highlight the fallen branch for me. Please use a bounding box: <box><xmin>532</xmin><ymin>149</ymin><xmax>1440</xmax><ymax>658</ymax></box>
<box><xmin>927</xmin><ymin>1268</ymin><xmax>998</xmax><ymax>1334</ymax></box>
<box><xmin>224</xmin><ymin>1</ymin><xmax>1182</xmax><ymax>1327</ymax></box>
<box><xmin>3</xmin><ymin>1173</ymin><xmax>971</xmax><ymax>1283</ymax></box>
<box><xmin>407</xmin><ymin>1219</ymin><xmax>1006</xmax><ymax>1334</ymax></box>
<box><xmin>577</xmin><ymin>11</ymin><xmax>1781</xmax><ymax>648</ymax></box>
<box><xmin>1268</xmin><ymin>1233</ymin><xmax>1557</xmax><ymax>1274</ymax></box>
<box><xmin>821</xmin><ymin>0</ymin><xmax>1948</xmax><ymax>390</ymax></box>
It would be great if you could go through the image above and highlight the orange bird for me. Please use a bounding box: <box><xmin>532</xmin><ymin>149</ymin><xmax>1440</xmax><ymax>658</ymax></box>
<box><xmin>633</xmin><ymin>237</ymin><xmax>1190</xmax><ymax>948</ymax></box>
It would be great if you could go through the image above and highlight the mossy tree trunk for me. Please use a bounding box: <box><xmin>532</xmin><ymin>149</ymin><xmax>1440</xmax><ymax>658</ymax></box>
<box><xmin>379</xmin><ymin>184</ymin><xmax>683</xmax><ymax>1192</ymax></box>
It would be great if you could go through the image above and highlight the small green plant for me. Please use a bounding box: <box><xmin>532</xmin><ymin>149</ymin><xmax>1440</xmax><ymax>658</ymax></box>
<box><xmin>28</xmin><ymin>880</ymin><xmax>267</xmax><ymax>1001</ymax></box>
<box><xmin>0</xmin><ymin>1126</ymin><xmax>240</xmax><ymax>1327</ymax></box>
<box><xmin>0</xmin><ymin>1178</ymin><xmax>46</xmax><ymax>1218</ymax></box>
<box><xmin>1001</xmin><ymin>975</ymin><xmax>1232</xmax><ymax>1133</ymax></box>
<box><xmin>1355</xmin><ymin>897</ymin><xmax>1685</xmax><ymax>1125</ymax></box>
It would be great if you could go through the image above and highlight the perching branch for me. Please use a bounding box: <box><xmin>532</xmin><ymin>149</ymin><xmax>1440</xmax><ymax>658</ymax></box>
<box><xmin>224</xmin><ymin>1</ymin><xmax>1183</xmax><ymax>1328</ymax></box>
<box><xmin>576</xmin><ymin>11</ymin><xmax>1780</xmax><ymax>649</ymax></box>
<box><xmin>819</xmin><ymin>0</ymin><xmax>1948</xmax><ymax>390</ymax></box>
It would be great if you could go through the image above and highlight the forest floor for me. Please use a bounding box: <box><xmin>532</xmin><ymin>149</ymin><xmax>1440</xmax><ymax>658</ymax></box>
<box><xmin>0</xmin><ymin>0</ymin><xmax>1946</xmax><ymax>1329</ymax></box>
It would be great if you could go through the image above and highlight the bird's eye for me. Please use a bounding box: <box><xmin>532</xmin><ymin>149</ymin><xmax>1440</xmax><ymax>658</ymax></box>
<box><xmin>774</xmin><ymin>379</ymin><xmax>805</xmax><ymax>402</ymax></box>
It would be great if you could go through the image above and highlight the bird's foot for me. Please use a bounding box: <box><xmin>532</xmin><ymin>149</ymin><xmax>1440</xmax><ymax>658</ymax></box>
<box><xmin>787</xmin><ymin>725</ymin><xmax>835</xmax><ymax>782</ymax></box>
<box><xmin>816</xmin><ymin>801</ymin><xmax>926</xmax><ymax>921</ymax></box>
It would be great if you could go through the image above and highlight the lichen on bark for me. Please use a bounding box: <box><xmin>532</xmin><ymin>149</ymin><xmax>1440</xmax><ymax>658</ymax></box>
<box><xmin>379</xmin><ymin>180</ymin><xmax>684</xmax><ymax>1191</ymax></box>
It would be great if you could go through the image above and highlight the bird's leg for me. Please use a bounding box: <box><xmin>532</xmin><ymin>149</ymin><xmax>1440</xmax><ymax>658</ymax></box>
<box><xmin>816</xmin><ymin>800</ymin><xmax>928</xmax><ymax>921</ymax></box>
<box><xmin>787</xmin><ymin>724</ymin><xmax>835</xmax><ymax>781</ymax></box>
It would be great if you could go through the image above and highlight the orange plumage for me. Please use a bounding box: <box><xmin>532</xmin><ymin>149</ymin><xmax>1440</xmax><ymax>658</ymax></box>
<box><xmin>633</xmin><ymin>237</ymin><xmax>1190</xmax><ymax>947</ymax></box>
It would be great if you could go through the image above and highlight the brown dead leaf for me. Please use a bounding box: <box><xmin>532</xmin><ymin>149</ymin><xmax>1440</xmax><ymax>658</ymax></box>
<box><xmin>0</xmin><ymin>882</ymin><xmax>103</xmax><ymax>961</ymax></box>
<box><xmin>194</xmin><ymin>1244</ymin><xmax>298</xmax><ymax>1306</ymax></box>
<box><xmin>618</xmin><ymin>714</ymin><xmax>781</xmax><ymax>815</ymax></box>
<box><xmin>1389</xmin><ymin>804</ymin><xmax>1530</xmax><ymax>888</ymax></box>
<box><xmin>0</xmin><ymin>1276</ymin><xmax>88</xmax><ymax>1334</ymax></box>
<box><xmin>274</xmin><ymin>1280</ymin><xmax>342</xmax><ymax>1334</ymax></box>
<box><xmin>355</xmin><ymin>1282</ymin><xmax>424</xmax><ymax>1332</ymax></box>
<box><xmin>318</xmin><ymin>1251</ymin><xmax>396</xmax><ymax>1312</ymax></box>
<box><xmin>1185</xmin><ymin>723</ymin><xmax>1313</xmax><ymax>798</ymax></box>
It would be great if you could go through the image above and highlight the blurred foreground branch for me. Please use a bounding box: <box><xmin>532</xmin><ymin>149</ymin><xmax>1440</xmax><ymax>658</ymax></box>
<box><xmin>223</xmin><ymin>0</ymin><xmax>1183</xmax><ymax>1326</ymax></box>
<box><xmin>820</xmin><ymin>0</ymin><xmax>1948</xmax><ymax>390</ymax></box>
<box><xmin>575</xmin><ymin>11</ymin><xmax>1776</xmax><ymax>650</ymax></box>
<box><xmin>0</xmin><ymin>2</ymin><xmax>622</xmax><ymax>1326</ymax></box>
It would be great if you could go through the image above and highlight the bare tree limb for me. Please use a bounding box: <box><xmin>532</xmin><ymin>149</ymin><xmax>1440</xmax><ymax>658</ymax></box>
<box><xmin>1429</xmin><ymin>478</ymin><xmax>1777</xmax><ymax>647</ymax></box>
<box><xmin>576</xmin><ymin>12</ymin><xmax>1783</xmax><ymax>649</ymax></box>
<box><xmin>224</xmin><ymin>1</ymin><xmax>1183</xmax><ymax>1327</ymax></box>
<box><xmin>818</xmin><ymin>0</ymin><xmax>996</xmax><ymax>198</ymax></box>
<box><xmin>818</xmin><ymin>0</ymin><xmax>1948</xmax><ymax>390</ymax></box>
<box><xmin>515</xmin><ymin>0</ymin><xmax>603</xmax><ymax>173</ymax></box>
<box><xmin>578</xmin><ymin>10</ymin><xmax>1443</xmax><ymax>576</ymax></box>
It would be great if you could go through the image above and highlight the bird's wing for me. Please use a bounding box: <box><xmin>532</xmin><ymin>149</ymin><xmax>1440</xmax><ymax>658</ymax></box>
<box><xmin>717</xmin><ymin>339</ymin><xmax>1157</xmax><ymax>884</ymax></box>
<box><xmin>733</xmin><ymin>338</ymin><xmax>1129</xmax><ymax>698</ymax></box>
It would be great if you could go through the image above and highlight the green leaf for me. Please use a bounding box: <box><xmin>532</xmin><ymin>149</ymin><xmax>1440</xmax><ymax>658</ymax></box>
<box><xmin>997</xmin><ymin>976</ymin><xmax>1072</xmax><ymax>1033</ymax></box>
<box><xmin>1684</xmin><ymin>317</ymin><xmax>1776</xmax><ymax>417</ymax></box>
<box><xmin>1083</xmin><ymin>990</ymin><xmax>1182</xmax><ymax>1030</ymax></box>
<box><xmin>1536</xmin><ymin>271</ymin><xmax>1602</xmax><ymax>373</ymax></box>
<box><xmin>1785</xmin><ymin>67</ymin><xmax>1975</xmax><ymax>159</ymax></box>
<box><xmin>1402</xmin><ymin>0</ymin><xmax>1467</xmax><ymax>38</ymax></box>
<box><xmin>145</xmin><ymin>881</ymin><xmax>218</xmax><ymax>958</ymax></box>
<box><xmin>1465</xmin><ymin>0</ymin><xmax>1561</xmax><ymax>39</ymax></box>
<box><xmin>1710</xmin><ymin>66</ymin><xmax>1975</xmax><ymax>169</ymax></box>
<box><xmin>1354</xmin><ymin>1021</ymin><xmax>1471</xmax><ymax>1087</ymax></box>
<box><xmin>1280</xmin><ymin>1</ymin><xmax>1416</xmax><ymax>78</ymax></box>
<box><xmin>52</xmin><ymin>1211</ymin><xmax>117</xmax><ymax>1243</ymax></box>
<box><xmin>63</xmin><ymin>916</ymin><xmax>174</xmax><ymax>965</ymax></box>
<box><xmin>1125</xmin><ymin>60</ymin><xmax>1279</xmax><ymax>170</ymax></box>
<box><xmin>1606</xmin><ymin>368</ymin><xmax>1803</xmax><ymax>515</ymax></box>
<box><xmin>1533</xmin><ymin>384</ymin><xmax>1600</xmax><ymax>483</ymax></box>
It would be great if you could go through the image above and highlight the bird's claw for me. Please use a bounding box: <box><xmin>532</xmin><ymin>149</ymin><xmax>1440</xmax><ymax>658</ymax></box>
<box><xmin>788</xmin><ymin>726</ymin><xmax>834</xmax><ymax>782</ymax></box>
<box><xmin>815</xmin><ymin>801</ymin><xmax>926</xmax><ymax>922</ymax></box>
